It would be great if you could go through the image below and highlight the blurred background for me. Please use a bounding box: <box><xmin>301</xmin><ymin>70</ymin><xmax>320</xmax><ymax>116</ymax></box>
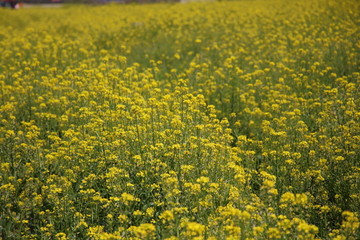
<box><xmin>0</xmin><ymin>0</ymin><xmax>204</xmax><ymax>8</ymax></box>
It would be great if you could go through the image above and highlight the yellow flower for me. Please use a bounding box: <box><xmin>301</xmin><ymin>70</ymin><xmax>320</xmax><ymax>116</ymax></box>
<box><xmin>182</xmin><ymin>222</ymin><xmax>205</xmax><ymax>237</ymax></box>
<box><xmin>128</xmin><ymin>223</ymin><xmax>156</xmax><ymax>238</ymax></box>
<box><xmin>55</xmin><ymin>232</ymin><xmax>67</xmax><ymax>240</ymax></box>
<box><xmin>267</xmin><ymin>227</ymin><xmax>281</xmax><ymax>239</ymax></box>
<box><xmin>159</xmin><ymin>210</ymin><xmax>175</xmax><ymax>222</ymax></box>
<box><xmin>196</xmin><ymin>176</ymin><xmax>210</xmax><ymax>184</ymax></box>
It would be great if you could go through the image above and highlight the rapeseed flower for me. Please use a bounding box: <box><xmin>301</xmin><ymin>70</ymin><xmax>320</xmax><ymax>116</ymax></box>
<box><xmin>0</xmin><ymin>0</ymin><xmax>359</xmax><ymax>238</ymax></box>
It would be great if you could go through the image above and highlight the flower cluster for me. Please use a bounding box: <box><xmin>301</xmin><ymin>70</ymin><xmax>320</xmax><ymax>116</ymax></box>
<box><xmin>0</xmin><ymin>0</ymin><xmax>359</xmax><ymax>239</ymax></box>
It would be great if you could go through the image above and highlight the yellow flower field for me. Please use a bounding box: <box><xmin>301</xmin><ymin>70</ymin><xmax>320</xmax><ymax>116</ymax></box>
<box><xmin>0</xmin><ymin>0</ymin><xmax>359</xmax><ymax>239</ymax></box>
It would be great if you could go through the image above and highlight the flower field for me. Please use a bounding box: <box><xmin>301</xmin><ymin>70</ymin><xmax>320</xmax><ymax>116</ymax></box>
<box><xmin>0</xmin><ymin>0</ymin><xmax>359</xmax><ymax>239</ymax></box>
